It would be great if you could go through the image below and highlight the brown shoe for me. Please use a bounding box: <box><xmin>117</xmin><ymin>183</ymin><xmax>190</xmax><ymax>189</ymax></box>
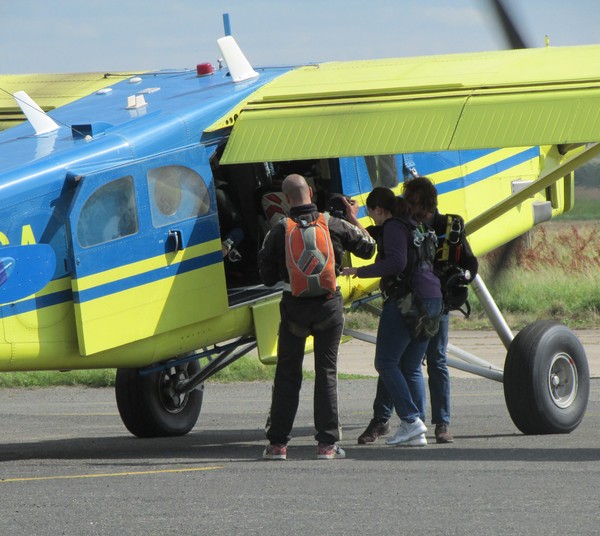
<box><xmin>435</xmin><ymin>424</ymin><xmax>454</xmax><ymax>444</ymax></box>
<box><xmin>357</xmin><ymin>418</ymin><xmax>390</xmax><ymax>444</ymax></box>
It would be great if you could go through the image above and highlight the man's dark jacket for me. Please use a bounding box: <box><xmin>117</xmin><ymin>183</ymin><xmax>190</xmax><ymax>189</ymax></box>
<box><xmin>259</xmin><ymin>203</ymin><xmax>376</xmax><ymax>288</ymax></box>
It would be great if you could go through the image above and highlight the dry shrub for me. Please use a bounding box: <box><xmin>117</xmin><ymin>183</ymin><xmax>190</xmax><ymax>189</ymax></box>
<box><xmin>483</xmin><ymin>223</ymin><xmax>600</xmax><ymax>274</ymax></box>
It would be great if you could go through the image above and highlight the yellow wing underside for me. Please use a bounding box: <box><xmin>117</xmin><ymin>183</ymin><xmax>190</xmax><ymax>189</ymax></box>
<box><xmin>5</xmin><ymin>45</ymin><xmax>600</xmax><ymax>156</ymax></box>
<box><xmin>212</xmin><ymin>44</ymin><xmax>600</xmax><ymax>163</ymax></box>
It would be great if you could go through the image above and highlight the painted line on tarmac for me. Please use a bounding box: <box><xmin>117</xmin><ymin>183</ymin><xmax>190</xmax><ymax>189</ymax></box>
<box><xmin>34</xmin><ymin>413</ymin><xmax>119</xmax><ymax>416</ymax></box>
<box><xmin>0</xmin><ymin>466</ymin><xmax>223</xmax><ymax>484</ymax></box>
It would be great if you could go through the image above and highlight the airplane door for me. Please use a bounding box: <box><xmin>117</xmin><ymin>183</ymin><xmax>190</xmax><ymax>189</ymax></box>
<box><xmin>67</xmin><ymin>147</ymin><xmax>227</xmax><ymax>355</ymax></box>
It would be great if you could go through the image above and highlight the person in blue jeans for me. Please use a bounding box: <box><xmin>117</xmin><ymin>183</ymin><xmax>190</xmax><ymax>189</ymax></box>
<box><xmin>342</xmin><ymin>180</ymin><xmax>442</xmax><ymax>447</ymax></box>
<box><xmin>357</xmin><ymin>201</ymin><xmax>478</xmax><ymax>444</ymax></box>
<box><xmin>361</xmin><ymin>314</ymin><xmax>450</xmax><ymax>444</ymax></box>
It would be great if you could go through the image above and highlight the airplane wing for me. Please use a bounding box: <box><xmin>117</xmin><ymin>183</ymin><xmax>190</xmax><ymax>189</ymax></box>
<box><xmin>213</xmin><ymin>44</ymin><xmax>600</xmax><ymax>164</ymax></box>
<box><xmin>0</xmin><ymin>72</ymin><xmax>131</xmax><ymax>130</ymax></box>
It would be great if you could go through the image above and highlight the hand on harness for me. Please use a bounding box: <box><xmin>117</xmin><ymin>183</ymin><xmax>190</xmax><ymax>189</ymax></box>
<box><xmin>222</xmin><ymin>238</ymin><xmax>242</xmax><ymax>263</ymax></box>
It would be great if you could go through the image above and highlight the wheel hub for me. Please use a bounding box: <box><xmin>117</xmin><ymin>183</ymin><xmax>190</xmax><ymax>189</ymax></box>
<box><xmin>547</xmin><ymin>352</ymin><xmax>578</xmax><ymax>409</ymax></box>
<box><xmin>158</xmin><ymin>366</ymin><xmax>190</xmax><ymax>413</ymax></box>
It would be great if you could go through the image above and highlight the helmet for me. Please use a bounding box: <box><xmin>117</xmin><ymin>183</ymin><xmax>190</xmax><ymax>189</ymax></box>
<box><xmin>327</xmin><ymin>194</ymin><xmax>351</xmax><ymax>220</ymax></box>
<box><xmin>443</xmin><ymin>267</ymin><xmax>470</xmax><ymax>314</ymax></box>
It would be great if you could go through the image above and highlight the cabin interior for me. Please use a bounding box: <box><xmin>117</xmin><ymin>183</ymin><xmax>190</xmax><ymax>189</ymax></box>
<box><xmin>210</xmin><ymin>148</ymin><xmax>347</xmax><ymax>305</ymax></box>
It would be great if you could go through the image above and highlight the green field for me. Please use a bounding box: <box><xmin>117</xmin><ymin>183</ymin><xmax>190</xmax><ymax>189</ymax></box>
<box><xmin>455</xmin><ymin>220</ymin><xmax>600</xmax><ymax>330</ymax></box>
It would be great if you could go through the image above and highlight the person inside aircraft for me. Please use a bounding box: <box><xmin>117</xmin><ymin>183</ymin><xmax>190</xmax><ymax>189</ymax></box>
<box><xmin>211</xmin><ymin>145</ymin><xmax>265</xmax><ymax>283</ymax></box>
<box><xmin>259</xmin><ymin>174</ymin><xmax>376</xmax><ymax>461</ymax></box>
<box><xmin>342</xmin><ymin>180</ymin><xmax>442</xmax><ymax>447</ymax></box>
<box><xmin>215</xmin><ymin>180</ymin><xmax>246</xmax><ymax>278</ymax></box>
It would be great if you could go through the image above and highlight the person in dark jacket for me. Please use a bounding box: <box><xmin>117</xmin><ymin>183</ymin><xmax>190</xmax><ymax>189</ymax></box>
<box><xmin>259</xmin><ymin>174</ymin><xmax>375</xmax><ymax>460</ymax></box>
<box><xmin>343</xmin><ymin>181</ymin><xmax>443</xmax><ymax>447</ymax></box>
<box><xmin>357</xmin><ymin>190</ymin><xmax>478</xmax><ymax>445</ymax></box>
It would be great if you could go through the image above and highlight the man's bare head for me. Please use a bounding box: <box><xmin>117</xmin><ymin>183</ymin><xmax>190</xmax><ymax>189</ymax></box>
<box><xmin>282</xmin><ymin>174</ymin><xmax>312</xmax><ymax>206</ymax></box>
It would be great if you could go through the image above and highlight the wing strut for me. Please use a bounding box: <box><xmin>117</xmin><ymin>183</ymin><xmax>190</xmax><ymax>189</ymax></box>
<box><xmin>465</xmin><ymin>142</ymin><xmax>600</xmax><ymax>235</ymax></box>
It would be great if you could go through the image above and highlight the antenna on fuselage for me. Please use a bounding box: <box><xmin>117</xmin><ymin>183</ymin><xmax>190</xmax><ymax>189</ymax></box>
<box><xmin>217</xmin><ymin>35</ymin><xmax>259</xmax><ymax>83</ymax></box>
<box><xmin>223</xmin><ymin>13</ymin><xmax>232</xmax><ymax>36</ymax></box>
<box><xmin>13</xmin><ymin>90</ymin><xmax>60</xmax><ymax>135</ymax></box>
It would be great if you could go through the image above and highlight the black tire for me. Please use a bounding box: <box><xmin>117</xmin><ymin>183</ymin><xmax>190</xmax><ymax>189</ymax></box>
<box><xmin>115</xmin><ymin>360</ymin><xmax>203</xmax><ymax>438</ymax></box>
<box><xmin>503</xmin><ymin>320</ymin><xmax>589</xmax><ymax>435</ymax></box>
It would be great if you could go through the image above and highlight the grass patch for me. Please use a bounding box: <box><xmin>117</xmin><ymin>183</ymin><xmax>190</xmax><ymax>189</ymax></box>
<box><xmin>0</xmin><ymin>357</ymin><xmax>314</xmax><ymax>388</ymax></box>
<box><xmin>345</xmin><ymin>306</ymin><xmax>380</xmax><ymax>331</ymax></box>
<box><xmin>209</xmin><ymin>356</ymin><xmax>275</xmax><ymax>382</ymax></box>
<box><xmin>0</xmin><ymin>369</ymin><xmax>116</xmax><ymax>388</ymax></box>
<box><xmin>464</xmin><ymin>220</ymin><xmax>600</xmax><ymax>330</ymax></box>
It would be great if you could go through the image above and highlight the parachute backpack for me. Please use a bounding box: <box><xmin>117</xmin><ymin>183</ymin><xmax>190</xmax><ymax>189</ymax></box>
<box><xmin>388</xmin><ymin>218</ymin><xmax>441</xmax><ymax>341</ymax></box>
<box><xmin>435</xmin><ymin>214</ymin><xmax>471</xmax><ymax>317</ymax></box>
<box><xmin>283</xmin><ymin>213</ymin><xmax>337</xmax><ymax>298</ymax></box>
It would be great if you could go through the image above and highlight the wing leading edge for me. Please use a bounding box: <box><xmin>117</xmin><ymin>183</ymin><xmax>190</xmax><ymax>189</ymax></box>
<box><xmin>215</xmin><ymin>45</ymin><xmax>600</xmax><ymax>164</ymax></box>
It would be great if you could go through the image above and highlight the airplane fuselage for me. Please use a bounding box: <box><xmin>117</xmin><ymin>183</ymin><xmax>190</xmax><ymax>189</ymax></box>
<box><xmin>0</xmin><ymin>61</ymin><xmax>572</xmax><ymax>372</ymax></box>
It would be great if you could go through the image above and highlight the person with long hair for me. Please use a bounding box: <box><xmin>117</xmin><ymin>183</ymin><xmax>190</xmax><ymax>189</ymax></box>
<box><xmin>342</xmin><ymin>180</ymin><xmax>442</xmax><ymax>446</ymax></box>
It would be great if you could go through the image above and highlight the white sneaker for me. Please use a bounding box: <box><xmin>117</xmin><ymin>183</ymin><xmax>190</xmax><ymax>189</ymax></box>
<box><xmin>386</xmin><ymin>418</ymin><xmax>427</xmax><ymax>445</ymax></box>
<box><xmin>393</xmin><ymin>433</ymin><xmax>427</xmax><ymax>447</ymax></box>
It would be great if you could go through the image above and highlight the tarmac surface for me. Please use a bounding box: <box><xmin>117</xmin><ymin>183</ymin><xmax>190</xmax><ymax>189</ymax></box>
<box><xmin>0</xmin><ymin>329</ymin><xmax>599</xmax><ymax>535</ymax></box>
<box><xmin>0</xmin><ymin>377</ymin><xmax>599</xmax><ymax>535</ymax></box>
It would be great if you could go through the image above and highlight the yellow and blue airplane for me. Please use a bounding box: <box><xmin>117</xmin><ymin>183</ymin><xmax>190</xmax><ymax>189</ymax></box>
<box><xmin>0</xmin><ymin>18</ymin><xmax>597</xmax><ymax>438</ymax></box>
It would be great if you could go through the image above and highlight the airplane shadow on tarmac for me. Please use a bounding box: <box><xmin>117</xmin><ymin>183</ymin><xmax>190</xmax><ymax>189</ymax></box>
<box><xmin>1</xmin><ymin>426</ymin><xmax>599</xmax><ymax>465</ymax></box>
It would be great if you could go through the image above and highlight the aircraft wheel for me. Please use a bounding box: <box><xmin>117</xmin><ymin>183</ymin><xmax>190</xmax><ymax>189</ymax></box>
<box><xmin>115</xmin><ymin>360</ymin><xmax>203</xmax><ymax>438</ymax></box>
<box><xmin>503</xmin><ymin>320</ymin><xmax>589</xmax><ymax>435</ymax></box>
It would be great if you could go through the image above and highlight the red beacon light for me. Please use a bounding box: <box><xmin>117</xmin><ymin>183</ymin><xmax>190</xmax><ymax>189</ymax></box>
<box><xmin>196</xmin><ymin>63</ymin><xmax>215</xmax><ymax>77</ymax></box>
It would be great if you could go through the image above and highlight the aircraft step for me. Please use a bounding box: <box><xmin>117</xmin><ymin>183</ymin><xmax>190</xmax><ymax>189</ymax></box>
<box><xmin>227</xmin><ymin>284</ymin><xmax>282</xmax><ymax>307</ymax></box>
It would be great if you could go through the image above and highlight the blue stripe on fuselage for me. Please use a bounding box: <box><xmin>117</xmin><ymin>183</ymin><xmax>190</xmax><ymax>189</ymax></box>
<box><xmin>433</xmin><ymin>147</ymin><xmax>540</xmax><ymax>196</ymax></box>
<box><xmin>354</xmin><ymin>147</ymin><xmax>539</xmax><ymax>218</ymax></box>
<box><xmin>72</xmin><ymin>249</ymin><xmax>223</xmax><ymax>304</ymax></box>
<box><xmin>0</xmin><ymin>288</ymin><xmax>73</xmax><ymax>319</ymax></box>
<box><xmin>0</xmin><ymin>250</ymin><xmax>223</xmax><ymax>318</ymax></box>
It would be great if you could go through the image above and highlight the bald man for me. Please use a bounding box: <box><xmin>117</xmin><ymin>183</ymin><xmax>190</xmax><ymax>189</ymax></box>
<box><xmin>259</xmin><ymin>174</ymin><xmax>375</xmax><ymax>460</ymax></box>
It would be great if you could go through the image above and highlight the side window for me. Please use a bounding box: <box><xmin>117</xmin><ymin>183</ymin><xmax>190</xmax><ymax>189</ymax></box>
<box><xmin>78</xmin><ymin>176</ymin><xmax>138</xmax><ymax>247</ymax></box>
<box><xmin>147</xmin><ymin>165</ymin><xmax>211</xmax><ymax>227</ymax></box>
<box><xmin>364</xmin><ymin>155</ymin><xmax>399</xmax><ymax>188</ymax></box>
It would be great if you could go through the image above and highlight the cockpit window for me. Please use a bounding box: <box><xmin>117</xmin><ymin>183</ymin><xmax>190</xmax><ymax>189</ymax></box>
<box><xmin>77</xmin><ymin>176</ymin><xmax>138</xmax><ymax>247</ymax></box>
<box><xmin>147</xmin><ymin>165</ymin><xmax>210</xmax><ymax>227</ymax></box>
<box><xmin>365</xmin><ymin>155</ymin><xmax>399</xmax><ymax>188</ymax></box>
